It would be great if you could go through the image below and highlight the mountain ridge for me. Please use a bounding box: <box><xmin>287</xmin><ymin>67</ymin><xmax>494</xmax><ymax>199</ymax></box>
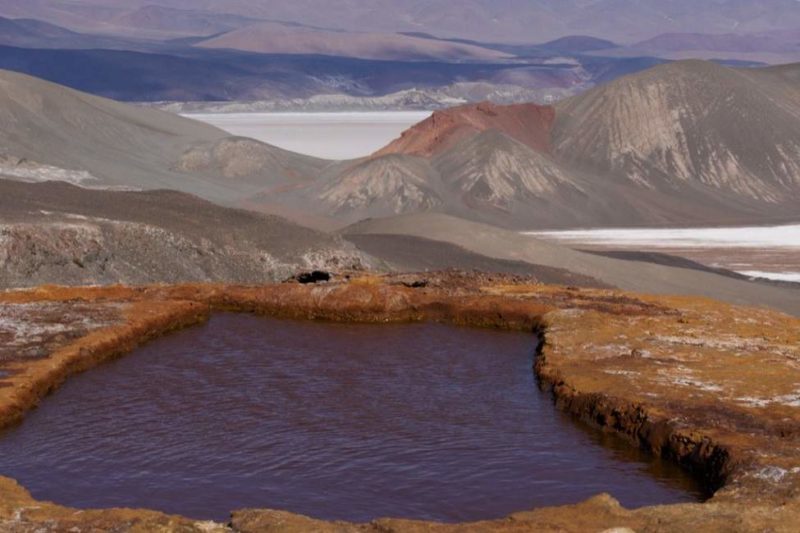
<box><xmin>279</xmin><ymin>59</ymin><xmax>800</xmax><ymax>228</ymax></box>
<box><xmin>1</xmin><ymin>61</ymin><xmax>799</xmax><ymax>232</ymax></box>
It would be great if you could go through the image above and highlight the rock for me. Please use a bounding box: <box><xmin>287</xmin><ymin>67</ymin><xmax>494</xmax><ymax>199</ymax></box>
<box><xmin>294</xmin><ymin>271</ymin><xmax>331</xmax><ymax>284</ymax></box>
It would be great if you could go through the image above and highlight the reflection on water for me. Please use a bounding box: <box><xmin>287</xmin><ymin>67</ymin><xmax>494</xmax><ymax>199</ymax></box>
<box><xmin>0</xmin><ymin>314</ymin><xmax>705</xmax><ymax>522</ymax></box>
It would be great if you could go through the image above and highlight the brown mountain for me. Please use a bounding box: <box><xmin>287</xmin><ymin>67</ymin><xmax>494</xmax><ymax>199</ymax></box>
<box><xmin>375</xmin><ymin>102</ymin><xmax>555</xmax><ymax>157</ymax></box>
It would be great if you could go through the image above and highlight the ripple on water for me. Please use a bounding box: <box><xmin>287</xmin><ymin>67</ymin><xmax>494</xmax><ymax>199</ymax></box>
<box><xmin>0</xmin><ymin>314</ymin><xmax>706</xmax><ymax>522</ymax></box>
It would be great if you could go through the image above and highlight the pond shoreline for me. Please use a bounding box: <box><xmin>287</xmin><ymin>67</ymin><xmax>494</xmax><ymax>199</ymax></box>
<box><xmin>0</xmin><ymin>272</ymin><xmax>798</xmax><ymax>531</ymax></box>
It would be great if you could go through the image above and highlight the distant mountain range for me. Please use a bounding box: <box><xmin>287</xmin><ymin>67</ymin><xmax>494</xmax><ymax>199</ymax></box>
<box><xmin>0</xmin><ymin>43</ymin><xmax>607</xmax><ymax>103</ymax></box>
<box><xmin>2</xmin><ymin>62</ymin><xmax>798</xmax><ymax>233</ymax></box>
<box><xmin>0</xmin><ymin>4</ymin><xmax>792</xmax><ymax>108</ymax></box>
<box><xmin>5</xmin><ymin>0</ymin><xmax>800</xmax><ymax>44</ymax></box>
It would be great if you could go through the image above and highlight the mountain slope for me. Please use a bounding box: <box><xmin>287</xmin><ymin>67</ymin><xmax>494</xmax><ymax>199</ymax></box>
<box><xmin>0</xmin><ymin>17</ymin><xmax>79</xmax><ymax>48</ymax></box>
<box><xmin>314</xmin><ymin>155</ymin><xmax>443</xmax><ymax>216</ymax></box>
<box><xmin>634</xmin><ymin>30</ymin><xmax>800</xmax><ymax>55</ymax></box>
<box><xmin>0</xmin><ymin>179</ymin><xmax>368</xmax><ymax>288</ymax></box>
<box><xmin>376</xmin><ymin>101</ymin><xmax>555</xmax><ymax>157</ymax></box>
<box><xmin>539</xmin><ymin>36</ymin><xmax>617</xmax><ymax>53</ymax></box>
<box><xmin>0</xmin><ymin>45</ymin><xmax>597</xmax><ymax>103</ymax></box>
<box><xmin>345</xmin><ymin>213</ymin><xmax>800</xmax><ymax>316</ymax></box>
<box><xmin>271</xmin><ymin>130</ymin><xmax>592</xmax><ymax>228</ymax></box>
<box><xmin>554</xmin><ymin>60</ymin><xmax>800</xmax><ymax>208</ymax></box>
<box><xmin>112</xmin><ymin>6</ymin><xmax>261</xmax><ymax>37</ymax></box>
<box><xmin>0</xmin><ymin>68</ymin><xmax>224</xmax><ymax>185</ymax></box>
<box><xmin>3</xmin><ymin>63</ymin><xmax>800</xmax><ymax>233</ymax></box>
<box><xmin>0</xmin><ymin>68</ymin><xmax>328</xmax><ymax>205</ymax></box>
<box><xmin>253</xmin><ymin>60</ymin><xmax>800</xmax><ymax>229</ymax></box>
<box><xmin>0</xmin><ymin>16</ymin><xmax>146</xmax><ymax>50</ymax></box>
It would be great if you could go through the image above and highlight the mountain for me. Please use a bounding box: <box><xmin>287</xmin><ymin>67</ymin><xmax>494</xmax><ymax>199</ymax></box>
<box><xmin>1</xmin><ymin>66</ymin><xmax>799</xmax><ymax>316</ymax></box>
<box><xmin>538</xmin><ymin>36</ymin><xmax>618</xmax><ymax>54</ymax></box>
<box><xmin>634</xmin><ymin>30</ymin><xmax>800</xmax><ymax>55</ymax></box>
<box><xmin>0</xmin><ymin>68</ymin><xmax>221</xmax><ymax>188</ymax></box>
<box><xmin>376</xmin><ymin>102</ymin><xmax>555</xmax><ymax>157</ymax></box>
<box><xmin>0</xmin><ymin>2</ymin><xmax>261</xmax><ymax>40</ymax></box>
<box><xmin>267</xmin><ymin>60</ymin><xmax>800</xmax><ymax>229</ymax></box>
<box><xmin>111</xmin><ymin>6</ymin><xmax>261</xmax><ymax>38</ymax></box>
<box><xmin>267</xmin><ymin>106</ymin><xmax>586</xmax><ymax>228</ymax></box>
<box><xmin>195</xmin><ymin>23</ymin><xmax>511</xmax><ymax>61</ymax></box>
<box><xmin>0</xmin><ymin>45</ymin><xmax>597</xmax><ymax>103</ymax></box>
<box><xmin>432</xmin><ymin>130</ymin><xmax>580</xmax><ymax>211</ymax></box>
<box><xmin>553</xmin><ymin>60</ymin><xmax>800</xmax><ymax>208</ymax></box>
<box><xmin>3</xmin><ymin>62</ymin><xmax>800</xmax><ymax>233</ymax></box>
<box><xmin>0</xmin><ymin>16</ymin><xmax>80</xmax><ymax>47</ymax></box>
<box><xmin>0</xmin><ymin>68</ymin><xmax>327</xmax><ymax>206</ymax></box>
<box><xmin>0</xmin><ymin>16</ymin><xmax>141</xmax><ymax>50</ymax></box>
<box><xmin>598</xmin><ymin>29</ymin><xmax>800</xmax><ymax>64</ymax></box>
<box><xmin>0</xmin><ymin>0</ymin><xmax>125</xmax><ymax>35</ymax></box>
<box><xmin>8</xmin><ymin>0</ymin><xmax>800</xmax><ymax>44</ymax></box>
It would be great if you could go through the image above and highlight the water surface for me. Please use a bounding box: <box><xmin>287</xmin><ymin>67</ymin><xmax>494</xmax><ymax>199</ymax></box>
<box><xmin>0</xmin><ymin>314</ymin><xmax>704</xmax><ymax>522</ymax></box>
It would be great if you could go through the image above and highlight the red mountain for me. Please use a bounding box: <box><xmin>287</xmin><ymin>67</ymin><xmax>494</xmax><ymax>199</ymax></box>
<box><xmin>374</xmin><ymin>102</ymin><xmax>555</xmax><ymax>157</ymax></box>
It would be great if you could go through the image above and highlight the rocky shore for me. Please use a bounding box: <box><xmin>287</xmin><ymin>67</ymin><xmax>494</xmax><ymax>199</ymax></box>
<box><xmin>0</xmin><ymin>271</ymin><xmax>799</xmax><ymax>531</ymax></box>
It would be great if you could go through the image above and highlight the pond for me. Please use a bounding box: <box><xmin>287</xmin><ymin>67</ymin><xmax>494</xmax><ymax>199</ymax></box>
<box><xmin>0</xmin><ymin>314</ymin><xmax>705</xmax><ymax>522</ymax></box>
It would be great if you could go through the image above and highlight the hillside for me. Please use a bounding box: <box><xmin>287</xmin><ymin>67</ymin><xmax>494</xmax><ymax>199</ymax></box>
<box><xmin>345</xmin><ymin>213</ymin><xmax>800</xmax><ymax>316</ymax></box>
<box><xmin>112</xmin><ymin>5</ymin><xmax>260</xmax><ymax>37</ymax></box>
<box><xmin>0</xmin><ymin>68</ymin><xmax>328</xmax><ymax>206</ymax></box>
<box><xmin>0</xmin><ymin>45</ymin><xmax>598</xmax><ymax>103</ymax></box>
<box><xmin>0</xmin><ymin>17</ymin><xmax>80</xmax><ymax>48</ymax></box>
<box><xmin>375</xmin><ymin>101</ymin><xmax>555</xmax><ymax>157</ymax></box>
<box><xmin>554</xmin><ymin>60</ymin><xmax>800</xmax><ymax>209</ymax></box>
<box><xmin>613</xmin><ymin>30</ymin><xmax>800</xmax><ymax>63</ymax></box>
<box><xmin>0</xmin><ymin>16</ymin><xmax>148</xmax><ymax>50</ymax></box>
<box><xmin>269</xmin><ymin>60</ymin><xmax>800</xmax><ymax>228</ymax></box>
<box><xmin>0</xmin><ymin>179</ymin><xmax>367</xmax><ymax>288</ymax></box>
<box><xmin>0</xmin><ymin>68</ymin><xmax>224</xmax><ymax>184</ymax></box>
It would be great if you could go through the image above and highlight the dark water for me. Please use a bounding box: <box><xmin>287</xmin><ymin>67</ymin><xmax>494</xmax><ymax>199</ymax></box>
<box><xmin>0</xmin><ymin>314</ymin><xmax>705</xmax><ymax>522</ymax></box>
